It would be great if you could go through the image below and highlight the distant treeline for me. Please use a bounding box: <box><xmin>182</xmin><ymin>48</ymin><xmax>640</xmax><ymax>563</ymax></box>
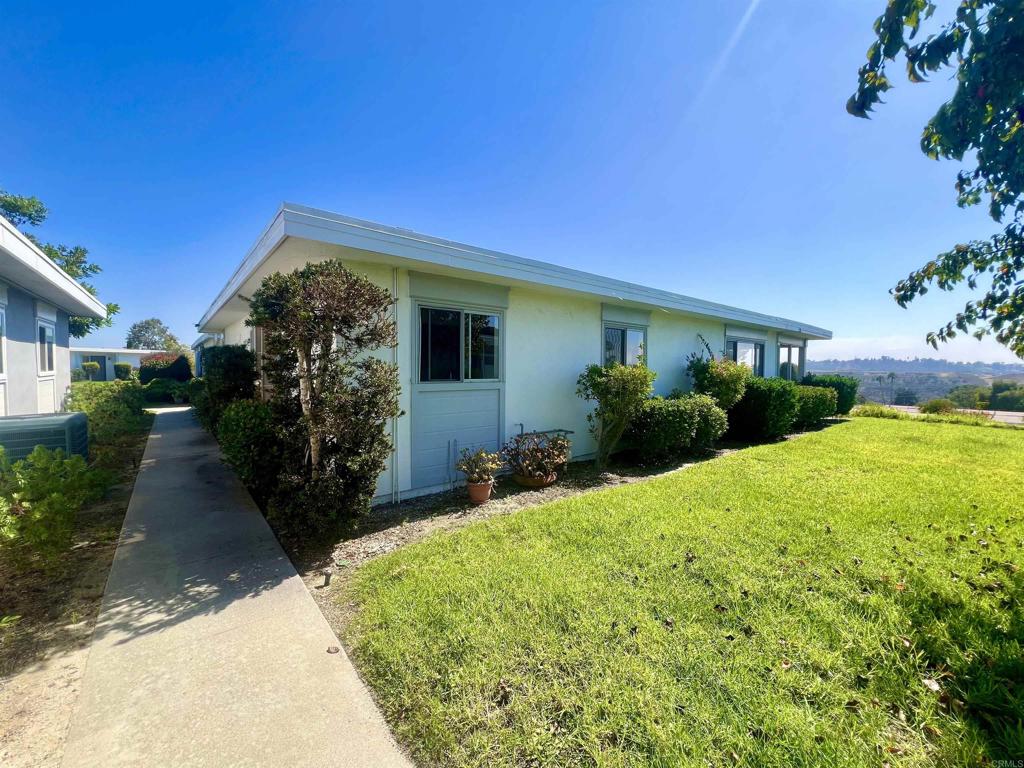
<box><xmin>807</xmin><ymin>356</ymin><xmax>1024</xmax><ymax>375</ymax></box>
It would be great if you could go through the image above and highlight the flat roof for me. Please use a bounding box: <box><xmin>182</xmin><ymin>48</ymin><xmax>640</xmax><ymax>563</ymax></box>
<box><xmin>198</xmin><ymin>203</ymin><xmax>832</xmax><ymax>340</ymax></box>
<box><xmin>70</xmin><ymin>347</ymin><xmax>164</xmax><ymax>355</ymax></box>
<box><xmin>0</xmin><ymin>215</ymin><xmax>107</xmax><ymax>318</ymax></box>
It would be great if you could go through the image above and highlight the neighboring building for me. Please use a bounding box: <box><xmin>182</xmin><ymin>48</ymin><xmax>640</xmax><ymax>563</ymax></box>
<box><xmin>0</xmin><ymin>214</ymin><xmax>106</xmax><ymax>415</ymax></box>
<box><xmin>70</xmin><ymin>347</ymin><xmax>163</xmax><ymax>381</ymax></box>
<box><xmin>197</xmin><ymin>203</ymin><xmax>832</xmax><ymax>503</ymax></box>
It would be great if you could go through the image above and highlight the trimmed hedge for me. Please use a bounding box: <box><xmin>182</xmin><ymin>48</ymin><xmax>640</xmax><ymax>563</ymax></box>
<box><xmin>728</xmin><ymin>377</ymin><xmax>799</xmax><ymax>440</ymax></box>
<box><xmin>794</xmin><ymin>385</ymin><xmax>838</xmax><ymax>430</ymax></box>
<box><xmin>114</xmin><ymin>362</ymin><xmax>133</xmax><ymax>380</ymax></box>
<box><xmin>139</xmin><ymin>352</ymin><xmax>192</xmax><ymax>384</ymax></box>
<box><xmin>626</xmin><ymin>393</ymin><xmax>728</xmax><ymax>463</ymax></box>
<box><xmin>217</xmin><ymin>400</ymin><xmax>281</xmax><ymax>505</ymax></box>
<box><xmin>196</xmin><ymin>346</ymin><xmax>257</xmax><ymax>430</ymax></box>
<box><xmin>687</xmin><ymin>357</ymin><xmax>752</xmax><ymax>410</ymax></box>
<box><xmin>801</xmin><ymin>374</ymin><xmax>859</xmax><ymax>415</ymax></box>
<box><xmin>67</xmin><ymin>380</ymin><xmax>147</xmax><ymax>445</ymax></box>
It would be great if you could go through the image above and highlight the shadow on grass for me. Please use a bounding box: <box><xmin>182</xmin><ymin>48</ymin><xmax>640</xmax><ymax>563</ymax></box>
<box><xmin>284</xmin><ymin>420</ymin><xmax>847</xmax><ymax>576</ymax></box>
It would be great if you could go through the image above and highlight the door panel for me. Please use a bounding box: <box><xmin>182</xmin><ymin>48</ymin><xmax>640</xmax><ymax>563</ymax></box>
<box><xmin>412</xmin><ymin>387</ymin><xmax>500</xmax><ymax>489</ymax></box>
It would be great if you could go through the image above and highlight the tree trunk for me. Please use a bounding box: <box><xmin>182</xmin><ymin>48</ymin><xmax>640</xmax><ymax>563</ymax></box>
<box><xmin>296</xmin><ymin>344</ymin><xmax>321</xmax><ymax>479</ymax></box>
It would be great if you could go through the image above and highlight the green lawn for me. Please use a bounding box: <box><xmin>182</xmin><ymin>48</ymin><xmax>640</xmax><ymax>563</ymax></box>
<box><xmin>346</xmin><ymin>419</ymin><xmax>1024</xmax><ymax>767</ymax></box>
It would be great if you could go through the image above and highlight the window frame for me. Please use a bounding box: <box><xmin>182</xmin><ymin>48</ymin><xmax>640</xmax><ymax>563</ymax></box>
<box><xmin>726</xmin><ymin>337</ymin><xmax>765</xmax><ymax>377</ymax></box>
<box><xmin>416</xmin><ymin>302</ymin><xmax>503</xmax><ymax>384</ymax></box>
<box><xmin>777</xmin><ymin>342</ymin><xmax>804</xmax><ymax>381</ymax></box>
<box><xmin>0</xmin><ymin>307</ymin><xmax>6</xmax><ymax>380</ymax></box>
<box><xmin>602</xmin><ymin>322</ymin><xmax>647</xmax><ymax>367</ymax></box>
<box><xmin>37</xmin><ymin>320</ymin><xmax>56</xmax><ymax>376</ymax></box>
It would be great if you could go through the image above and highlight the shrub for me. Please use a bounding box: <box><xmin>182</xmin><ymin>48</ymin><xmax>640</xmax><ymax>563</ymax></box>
<box><xmin>71</xmin><ymin>368</ymin><xmax>86</xmax><ymax>382</ymax></box>
<box><xmin>139</xmin><ymin>352</ymin><xmax>192</xmax><ymax>384</ymax></box>
<box><xmin>801</xmin><ymin>374</ymin><xmax>859</xmax><ymax>415</ymax></box>
<box><xmin>687</xmin><ymin>356</ymin><xmax>751</xmax><ymax>409</ymax></box>
<box><xmin>919</xmin><ymin>398</ymin><xmax>957</xmax><ymax>414</ymax></box>
<box><xmin>893</xmin><ymin>387</ymin><xmax>919</xmax><ymax>406</ymax></box>
<box><xmin>67</xmin><ymin>380</ymin><xmax>147</xmax><ymax>445</ymax></box>
<box><xmin>197</xmin><ymin>346</ymin><xmax>257</xmax><ymax>430</ymax></box>
<box><xmin>576</xmin><ymin>363</ymin><xmax>656</xmax><ymax>469</ymax></box>
<box><xmin>217</xmin><ymin>400</ymin><xmax>281</xmax><ymax>505</ymax></box>
<box><xmin>990</xmin><ymin>384</ymin><xmax>1024</xmax><ymax>411</ymax></box>
<box><xmin>626</xmin><ymin>394</ymin><xmax>727</xmax><ymax>463</ymax></box>
<box><xmin>455</xmin><ymin>447</ymin><xmax>504</xmax><ymax>484</ymax></box>
<box><xmin>81</xmin><ymin>361</ymin><xmax>101</xmax><ymax>380</ymax></box>
<box><xmin>113</xmin><ymin>362</ymin><xmax>132</xmax><ymax>380</ymax></box>
<box><xmin>501</xmin><ymin>432</ymin><xmax>571</xmax><ymax>480</ymax></box>
<box><xmin>728</xmin><ymin>377</ymin><xmax>799</xmax><ymax>440</ymax></box>
<box><xmin>249</xmin><ymin>261</ymin><xmax>401</xmax><ymax>530</ymax></box>
<box><xmin>794</xmin><ymin>385</ymin><xmax>838</xmax><ymax>430</ymax></box>
<box><xmin>143</xmin><ymin>378</ymin><xmax>189</xmax><ymax>403</ymax></box>
<box><xmin>0</xmin><ymin>446</ymin><xmax>107</xmax><ymax>571</ymax></box>
<box><xmin>852</xmin><ymin>403</ymin><xmax>906</xmax><ymax>419</ymax></box>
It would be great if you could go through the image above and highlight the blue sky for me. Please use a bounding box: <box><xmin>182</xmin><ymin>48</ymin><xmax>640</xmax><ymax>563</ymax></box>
<box><xmin>1</xmin><ymin>0</ymin><xmax>1016</xmax><ymax>362</ymax></box>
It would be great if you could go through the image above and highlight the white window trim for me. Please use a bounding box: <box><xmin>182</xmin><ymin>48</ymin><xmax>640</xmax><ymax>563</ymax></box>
<box><xmin>37</xmin><ymin>319</ymin><xmax>56</xmax><ymax>377</ymax></box>
<box><xmin>777</xmin><ymin>341</ymin><xmax>805</xmax><ymax>381</ymax></box>
<box><xmin>602</xmin><ymin>322</ymin><xmax>647</xmax><ymax>366</ymax></box>
<box><xmin>726</xmin><ymin>336</ymin><xmax>765</xmax><ymax>377</ymax></box>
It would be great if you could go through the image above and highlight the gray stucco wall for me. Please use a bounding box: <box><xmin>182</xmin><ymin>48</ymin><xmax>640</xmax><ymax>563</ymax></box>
<box><xmin>3</xmin><ymin>285</ymin><xmax>72</xmax><ymax>415</ymax></box>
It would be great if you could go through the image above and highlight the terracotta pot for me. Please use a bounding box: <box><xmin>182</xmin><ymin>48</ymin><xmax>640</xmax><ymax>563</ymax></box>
<box><xmin>512</xmin><ymin>473</ymin><xmax>557</xmax><ymax>488</ymax></box>
<box><xmin>466</xmin><ymin>480</ymin><xmax>493</xmax><ymax>505</ymax></box>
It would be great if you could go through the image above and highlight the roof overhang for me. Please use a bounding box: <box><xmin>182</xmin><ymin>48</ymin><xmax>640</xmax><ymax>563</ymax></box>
<box><xmin>198</xmin><ymin>203</ymin><xmax>832</xmax><ymax>340</ymax></box>
<box><xmin>0</xmin><ymin>215</ymin><xmax>107</xmax><ymax>318</ymax></box>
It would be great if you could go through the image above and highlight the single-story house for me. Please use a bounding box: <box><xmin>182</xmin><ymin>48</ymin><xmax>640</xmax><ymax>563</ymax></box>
<box><xmin>197</xmin><ymin>203</ymin><xmax>832</xmax><ymax>504</ymax></box>
<box><xmin>190</xmin><ymin>333</ymin><xmax>222</xmax><ymax>376</ymax></box>
<box><xmin>70</xmin><ymin>347</ymin><xmax>163</xmax><ymax>381</ymax></box>
<box><xmin>0</xmin><ymin>214</ymin><xmax>106</xmax><ymax>415</ymax></box>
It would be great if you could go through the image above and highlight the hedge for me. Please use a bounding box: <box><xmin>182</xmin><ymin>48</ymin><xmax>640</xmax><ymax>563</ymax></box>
<box><xmin>626</xmin><ymin>393</ymin><xmax>727</xmax><ymax>463</ymax></box>
<box><xmin>217</xmin><ymin>400</ymin><xmax>282</xmax><ymax>505</ymax></box>
<box><xmin>794</xmin><ymin>385</ymin><xmax>838</xmax><ymax>430</ymax></box>
<box><xmin>139</xmin><ymin>352</ymin><xmax>192</xmax><ymax>384</ymax></box>
<box><xmin>801</xmin><ymin>374</ymin><xmax>859</xmax><ymax>415</ymax></box>
<box><xmin>67</xmin><ymin>380</ymin><xmax>147</xmax><ymax>445</ymax></box>
<box><xmin>114</xmin><ymin>362</ymin><xmax>133</xmax><ymax>380</ymax></box>
<box><xmin>196</xmin><ymin>346</ymin><xmax>257</xmax><ymax>430</ymax></box>
<box><xmin>728</xmin><ymin>377</ymin><xmax>799</xmax><ymax>440</ymax></box>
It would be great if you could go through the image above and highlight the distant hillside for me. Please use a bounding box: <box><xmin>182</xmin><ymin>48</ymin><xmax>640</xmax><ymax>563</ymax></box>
<box><xmin>808</xmin><ymin>357</ymin><xmax>1024</xmax><ymax>376</ymax></box>
<box><xmin>806</xmin><ymin>358</ymin><xmax>1024</xmax><ymax>403</ymax></box>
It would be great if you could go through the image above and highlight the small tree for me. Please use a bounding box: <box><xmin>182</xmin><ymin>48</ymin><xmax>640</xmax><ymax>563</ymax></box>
<box><xmin>893</xmin><ymin>387</ymin><xmax>919</xmax><ymax>406</ymax></box>
<box><xmin>248</xmin><ymin>261</ymin><xmax>400</xmax><ymax>525</ymax></box>
<box><xmin>81</xmin><ymin>361</ymin><xmax>100</xmax><ymax>381</ymax></box>
<box><xmin>126</xmin><ymin>317</ymin><xmax>186</xmax><ymax>352</ymax></box>
<box><xmin>113</xmin><ymin>362</ymin><xmax>132</xmax><ymax>381</ymax></box>
<box><xmin>576</xmin><ymin>363</ymin><xmax>655</xmax><ymax>470</ymax></box>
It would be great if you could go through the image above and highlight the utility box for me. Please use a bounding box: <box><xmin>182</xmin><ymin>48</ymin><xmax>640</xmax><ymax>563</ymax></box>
<box><xmin>0</xmin><ymin>412</ymin><xmax>89</xmax><ymax>462</ymax></box>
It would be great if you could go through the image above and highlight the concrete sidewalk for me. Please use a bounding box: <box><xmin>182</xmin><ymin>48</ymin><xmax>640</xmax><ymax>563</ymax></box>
<box><xmin>63</xmin><ymin>408</ymin><xmax>410</xmax><ymax>768</ymax></box>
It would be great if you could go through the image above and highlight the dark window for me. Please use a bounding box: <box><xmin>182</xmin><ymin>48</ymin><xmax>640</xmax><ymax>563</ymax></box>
<box><xmin>420</xmin><ymin>308</ymin><xmax>461</xmax><ymax>381</ymax></box>
<box><xmin>465</xmin><ymin>312</ymin><xmax>499</xmax><ymax>380</ymax></box>
<box><xmin>38</xmin><ymin>324</ymin><xmax>55</xmax><ymax>373</ymax></box>
<box><xmin>604</xmin><ymin>325</ymin><xmax>645</xmax><ymax>366</ymax></box>
<box><xmin>778</xmin><ymin>344</ymin><xmax>802</xmax><ymax>381</ymax></box>
<box><xmin>726</xmin><ymin>339</ymin><xmax>763</xmax><ymax>376</ymax></box>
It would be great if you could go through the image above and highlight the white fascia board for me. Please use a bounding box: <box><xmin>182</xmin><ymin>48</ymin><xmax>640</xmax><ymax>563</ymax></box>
<box><xmin>198</xmin><ymin>203</ymin><xmax>833</xmax><ymax>340</ymax></box>
<box><xmin>69</xmin><ymin>347</ymin><xmax>164</xmax><ymax>355</ymax></box>
<box><xmin>0</xmin><ymin>215</ymin><xmax>107</xmax><ymax>318</ymax></box>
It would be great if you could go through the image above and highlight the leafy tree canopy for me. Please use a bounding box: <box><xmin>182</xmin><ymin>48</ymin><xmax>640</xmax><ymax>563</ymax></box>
<box><xmin>0</xmin><ymin>188</ymin><xmax>118</xmax><ymax>337</ymax></box>
<box><xmin>125</xmin><ymin>317</ymin><xmax>185</xmax><ymax>352</ymax></box>
<box><xmin>850</xmin><ymin>1</ymin><xmax>1024</xmax><ymax>358</ymax></box>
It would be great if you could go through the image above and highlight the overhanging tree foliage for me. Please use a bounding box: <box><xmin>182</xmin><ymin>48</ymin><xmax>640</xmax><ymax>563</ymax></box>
<box><xmin>849</xmin><ymin>1</ymin><xmax>1024</xmax><ymax>358</ymax></box>
<box><xmin>0</xmin><ymin>188</ymin><xmax>119</xmax><ymax>337</ymax></box>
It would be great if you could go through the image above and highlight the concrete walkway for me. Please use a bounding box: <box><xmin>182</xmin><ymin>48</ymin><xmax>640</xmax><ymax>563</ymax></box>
<box><xmin>63</xmin><ymin>408</ymin><xmax>411</xmax><ymax>768</ymax></box>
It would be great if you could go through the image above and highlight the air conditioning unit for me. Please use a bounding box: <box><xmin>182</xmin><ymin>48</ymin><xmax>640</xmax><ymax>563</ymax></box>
<box><xmin>0</xmin><ymin>412</ymin><xmax>89</xmax><ymax>462</ymax></box>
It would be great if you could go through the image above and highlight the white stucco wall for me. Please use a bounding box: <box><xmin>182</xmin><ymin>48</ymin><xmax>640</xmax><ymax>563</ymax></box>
<box><xmin>212</xmin><ymin>261</ymin><xmax>794</xmax><ymax>501</ymax></box>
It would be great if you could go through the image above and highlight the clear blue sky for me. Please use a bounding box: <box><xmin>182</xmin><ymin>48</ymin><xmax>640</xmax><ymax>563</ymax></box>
<box><xmin>1</xmin><ymin>0</ymin><xmax>1015</xmax><ymax>362</ymax></box>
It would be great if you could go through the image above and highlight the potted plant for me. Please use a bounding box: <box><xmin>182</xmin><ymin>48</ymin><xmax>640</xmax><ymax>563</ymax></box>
<box><xmin>501</xmin><ymin>432</ymin><xmax>571</xmax><ymax>488</ymax></box>
<box><xmin>455</xmin><ymin>446</ymin><xmax>503</xmax><ymax>504</ymax></box>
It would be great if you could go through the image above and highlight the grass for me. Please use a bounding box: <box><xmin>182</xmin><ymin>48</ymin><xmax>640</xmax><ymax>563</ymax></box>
<box><xmin>852</xmin><ymin>403</ymin><xmax>1022</xmax><ymax>429</ymax></box>
<box><xmin>346</xmin><ymin>419</ymin><xmax>1024</xmax><ymax>767</ymax></box>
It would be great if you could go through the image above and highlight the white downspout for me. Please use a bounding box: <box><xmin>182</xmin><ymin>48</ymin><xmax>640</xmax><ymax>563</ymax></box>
<box><xmin>391</xmin><ymin>267</ymin><xmax>400</xmax><ymax>505</ymax></box>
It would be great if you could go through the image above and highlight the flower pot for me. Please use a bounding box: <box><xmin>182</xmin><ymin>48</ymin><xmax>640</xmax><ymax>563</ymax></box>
<box><xmin>466</xmin><ymin>480</ymin><xmax>493</xmax><ymax>504</ymax></box>
<box><xmin>512</xmin><ymin>473</ymin><xmax>557</xmax><ymax>488</ymax></box>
